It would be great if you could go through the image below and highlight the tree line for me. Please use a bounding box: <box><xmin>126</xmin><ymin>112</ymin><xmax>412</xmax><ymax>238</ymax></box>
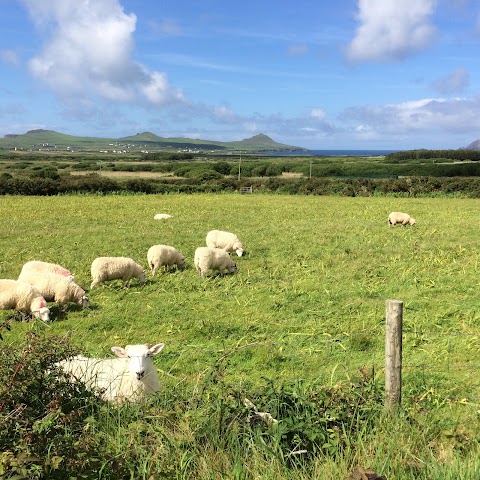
<box><xmin>385</xmin><ymin>149</ymin><xmax>480</xmax><ymax>162</ymax></box>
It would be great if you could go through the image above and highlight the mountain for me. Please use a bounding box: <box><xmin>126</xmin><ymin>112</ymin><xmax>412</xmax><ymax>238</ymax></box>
<box><xmin>0</xmin><ymin>129</ymin><xmax>308</xmax><ymax>153</ymax></box>
<box><xmin>464</xmin><ymin>139</ymin><xmax>480</xmax><ymax>150</ymax></box>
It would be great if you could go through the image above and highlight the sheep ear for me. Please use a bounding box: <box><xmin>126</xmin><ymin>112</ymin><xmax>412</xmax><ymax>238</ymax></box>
<box><xmin>111</xmin><ymin>346</ymin><xmax>128</xmax><ymax>357</ymax></box>
<box><xmin>149</xmin><ymin>343</ymin><xmax>165</xmax><ymax>356</ymax></box>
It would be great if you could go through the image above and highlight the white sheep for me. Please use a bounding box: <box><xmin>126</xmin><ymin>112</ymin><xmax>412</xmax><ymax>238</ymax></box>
<box><xmin>17</xmin><ymin>272</ymin><xmax>89</xmax><ymax>308</ymax></box>
<box><xmin>388</xmin><ymin>211</ymin><xmax>416</xmax><ymax>226</ymax></box>
<box><xmin>0</xmin><ymin>279</ymin><xmax>50</xmax><ymax>321</ymax></box>
<box><xmin>194</xmin><ymin>247</ymin><xmax>237</xmax><ymax>279</ymax></box>
<box><xmin>19</xmin><ymin>260</ymin><xmax>73</xmax><ymax>279</ymax></box>
<box><xmin>147</xmin><ymin>245</ymin><xmax>185</xmax><ymax>275</ymax></box>
<box><xmin>154</xmin><ymin>213</ymin><xmax>173</xmax><ymax>220</ymax></box>
<box><xmin>90</xmin><ymin>257</ymin><xmax>146</xmax><ymax>289</ymax></box>
<box><xmin>206</xmin><ymin>230</ymin><xmax>244</xmax><ymax>256</ymax></box>
<box><xmin>55</xmin><ymin>343</ymin><xmax>165</xmax><ymax>403</ymax></box>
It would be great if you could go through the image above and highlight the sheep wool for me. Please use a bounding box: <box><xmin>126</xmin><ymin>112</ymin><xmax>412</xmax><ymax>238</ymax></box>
<box><xmin>194</xmin><ymin>247</ymin><xmax>237</xmax><ymax>279</ymax></box>
<box><xmin>55</xmin><ymin>343</ymin><xmax>165</xmax><ymax>403</ymax></box>
<box><xmin>388</xmin><ymin>212</ymin><xmax>416</xmax><ymax>226</ymax></box>
<box><xmin>0</xmin><ymin>279</ymin><xmax>50</xmax><ymax>321</ymax></box>
<box><xmin>90</xmin><ymin>257</ymin><xmax>146</xmax><ymax>289</ymax></box>
<box><xmin>18</xmin><ymin>272</ymin><xmax>89</xmax><ymax>308</ymax></box>
<box><xmin>206</xmin><ymin>230</ymin><xmax>244</xmax><ymax>257</ymax></box>
<box><xmin>19</xmin><ymin>260</ymin><xmax>73</xmax><ymax>279</ymax></box>
<box><xmin>147</xmin><ymin>245</ymin><xmax>185</xmax><ymax>275</ymax></box>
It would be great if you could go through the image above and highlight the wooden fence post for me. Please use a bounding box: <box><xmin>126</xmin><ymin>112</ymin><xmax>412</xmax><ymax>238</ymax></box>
<box><xmin>385</xmin><ymin>299</ymin><xmax>403</xmax><ymax>411</ymax></box>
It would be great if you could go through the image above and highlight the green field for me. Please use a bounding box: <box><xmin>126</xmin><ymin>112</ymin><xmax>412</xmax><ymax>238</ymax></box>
<box><xmin>1</xmin><ymin>194</ymin><xmax>480</xmax><ymax>479</ymax></box>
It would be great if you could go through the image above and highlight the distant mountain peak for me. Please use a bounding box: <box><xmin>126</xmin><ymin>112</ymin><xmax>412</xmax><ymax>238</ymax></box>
<box><xmin>26</xmin><ymin>129</ymin><xmax>55</xmax><ymax>134</ymax></box>
<box><xmin>244</xmin><ymin>133</ymin><xmax>274</xmax><ymax>142</ymax></box>
<box><xmin>121</xmin><ymin>132</ymin><xmax>164</xmax><ymax>141</ymax></box>
<box><xmin>238</xmin><ymin>133</ymin><xmax>277</xmax><ymax>145</ymax></box>
<box><xmin>465</xmin><ymin>139</ymin><xmax>480</xmax><ymax>150</ymax></box>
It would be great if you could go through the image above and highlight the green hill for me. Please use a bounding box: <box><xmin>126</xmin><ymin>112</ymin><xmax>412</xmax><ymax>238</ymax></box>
<box><xmin>0</xmin><ymin>129</ymin><xmax>308</xmax><ymax>153</ymax></box>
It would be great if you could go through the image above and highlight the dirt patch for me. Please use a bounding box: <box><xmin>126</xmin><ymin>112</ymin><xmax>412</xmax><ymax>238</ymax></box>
<box><xmin>281</xmin><ymin>172</ymin><xmax>304</xmax><ymax>178</ymax></box>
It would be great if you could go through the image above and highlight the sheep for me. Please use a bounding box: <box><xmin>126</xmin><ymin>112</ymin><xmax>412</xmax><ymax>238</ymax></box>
<box><xmin>194</xmin><ymin>247</ymin><xmax>237</xmax><ymax>279</ymax></box>
<box><xmin>54</xmin><ymin>343</ymin><xmax>165</xmax><ymax>403</ymax></box>
<box><xmin>147</xmin><ymin>245</ymin><xmax>185</xmax><ymax>275</ymax></box>
<box><xmin>0</xmin><ymin>279</ymin><xmax>50</xmax><ymax>321</ymax></box>
<box><xmin>90</xmin><ymin>257</ymin><xmax>146</xmax><ymax>289</ymax></box>
<box><xmin>17</xmin><ymin>272</ymin><xmax>89</xmax><ymax>308</ymax></box>
<box><xmin>388</xmin><ymin>211</ymin><xmax>416</xmax><ymax>227</ymax></box>
<box><xmin>154</xmin><ymin>213</ymin><xmax>172</xmax><ymax>220</ymax></box>
<box><xmin>206</xmin><ymin>230</ymin><xmax>244</xmax><ymax>256</ymax></box>
<box><xmin>19</xmin><ymin>260</ymin><xmax>73</xmax><ymax>279</ymax></box>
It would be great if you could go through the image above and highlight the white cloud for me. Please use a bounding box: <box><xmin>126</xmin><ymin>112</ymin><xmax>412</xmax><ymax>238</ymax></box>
<box><xmin>310</xmin><ymin>108</ymin><xmax>326</xmax><ymax>120</ymax></box>
<box><xmin>340</xmin><ymin>97</ymin><xmax>480</xmax><ymax>134</ymax></box>
<box><xmin>431</xmin><ymin>68</ymin><xmax>469</xmax><ymax>94</ymax></box>
<box><xmin>346</xmin><ymin>0</ymin><xmax>438</xmax><ymax>62</ymax></box>
<box><xmin>20</xmin><ymin>0</ymin><xmax>185</xmax><ymax>107</ymax></box>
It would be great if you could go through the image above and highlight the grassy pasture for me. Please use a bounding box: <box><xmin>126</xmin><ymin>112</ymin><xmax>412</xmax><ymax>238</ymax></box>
<box><xmin>1</xmin><ymin>193</ymin><xmax>480</xmax><ymax>478</ymax></box>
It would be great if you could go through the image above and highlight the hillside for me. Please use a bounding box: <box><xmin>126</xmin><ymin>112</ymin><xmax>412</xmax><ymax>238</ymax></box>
<box><xmin>0</xmin><ymin>129</ymin><xmax>308</xmax><ymax>153</ymax></box>
<box><xmin>465</xmin><ymin>139</ymin><xmax>480</xmax><ymax>150</ymax></box>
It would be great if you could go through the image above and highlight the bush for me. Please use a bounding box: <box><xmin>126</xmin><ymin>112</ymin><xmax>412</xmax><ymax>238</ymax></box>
<box><xmin>0</xmin><ymin>332</ymin><xmax>104</xmax><ymax>479</ymax></box>
<box><xmin>30</xmin><ymin>167</ymin><xmax>60</xmax><ymax>180</ymax></box>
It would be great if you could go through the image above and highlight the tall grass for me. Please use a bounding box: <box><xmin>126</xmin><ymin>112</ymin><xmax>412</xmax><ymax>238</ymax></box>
<box><xmin>1</xmin><ymin>194</ymin><xmax>480</xmax><ymax>478</ymax></box>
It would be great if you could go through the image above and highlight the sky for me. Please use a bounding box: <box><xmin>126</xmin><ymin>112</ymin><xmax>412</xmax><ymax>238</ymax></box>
<box><xmin>1</xmin><ymin>0</ymin><xmax>480</xmax><ymax>150</ymax></box>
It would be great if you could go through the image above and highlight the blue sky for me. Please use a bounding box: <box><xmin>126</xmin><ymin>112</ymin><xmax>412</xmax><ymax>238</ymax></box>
<box><xmin>1</xmin><ymin>0</ymin><xmax>480</xmax><ymax>150</ymax></box>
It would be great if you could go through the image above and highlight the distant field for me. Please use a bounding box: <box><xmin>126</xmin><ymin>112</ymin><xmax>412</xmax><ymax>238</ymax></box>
<box><xmin>1</xmin><ymin>194</ymin><xmax>480</xmax><ymax>398</ymax></box>
<box><xmin>70</xmin><ymin>170</ymin><xmax>180</xmax><ymax>178</ymax></box>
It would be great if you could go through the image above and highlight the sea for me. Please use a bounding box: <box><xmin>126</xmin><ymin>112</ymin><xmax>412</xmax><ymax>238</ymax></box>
<box><xmin>266</xmin><ymin>149</ymin><xmax>400</xmax><ymax>157</ymax></box>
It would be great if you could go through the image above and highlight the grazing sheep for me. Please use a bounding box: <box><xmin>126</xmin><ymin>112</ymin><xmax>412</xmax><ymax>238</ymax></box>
<box><xmin>90</xmin><ymin>257</ymin><xmax>146</xmax><ymax>289</ymax></box>
<box><xmin>194</xmin><ymin>247</ymin><xmax>237</xmax><ymax>279</ymax></box>
<box><xmin>0</xmin><ymin>279</ymin><xmax>50</xmax><ymax>321</ymax></box>
<box><xmin>147</xmin><ymin>245</ymin><xmax>185</xmax><ymax>275</ymax></box>
<box><xmin>206</xmin><ymin>230</ymin><xmax>244</xmax><ymax>257</ymax></box>
<box><xmin>18</xmin><ymin>272</ymin><xmax>89</xmax><ymax>308</ymax></box>
<box><xmin>19</xmin><ymin>260</ymin><xmax>73</xmax><ymax>279</ymax></box>
<box><xmin>154</xmin><ymin>213</ymin><xmax>172</xmax><ymax>220</ymax></box>
<box><xmin>55</xmin><ymin>343</ymin><xmax>165</xmax><ymax>403</ymax></box>
<box><xmin>388</xmin><ymin>211</ymin><xmax>416</xmax><ymax>227</ymax></box>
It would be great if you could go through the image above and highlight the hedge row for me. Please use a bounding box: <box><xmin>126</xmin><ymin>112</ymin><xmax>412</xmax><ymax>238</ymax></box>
<box><xmin>2</xmin><ymin>173</ymin><xmax>480</xmax><ymax>197</ymax></box>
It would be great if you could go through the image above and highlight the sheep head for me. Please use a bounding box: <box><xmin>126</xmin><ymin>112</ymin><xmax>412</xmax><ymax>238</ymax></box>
<box><xmin>31</xmin><ymin>297</ymin><xmax>50</xmax><ymax>322</ymax></box>
<box><xmin>111</xmin><ymin>343</ymin><xmax>164</xmax><ymax>380</ymax></box>
<box><xmin>80</xmin><ymin>293</ymin><xmax>90</xmax><ymax>308</ymax></box>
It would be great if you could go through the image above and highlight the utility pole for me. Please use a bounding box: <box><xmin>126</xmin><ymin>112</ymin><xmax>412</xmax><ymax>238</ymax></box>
<box><xmin>238</xmin><ymin>153</ymin><xmax>242</xmax><ymax>181</ymax></box>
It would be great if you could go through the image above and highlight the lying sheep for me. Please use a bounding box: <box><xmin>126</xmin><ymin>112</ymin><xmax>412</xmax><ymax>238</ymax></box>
<box><xmin>388</xmin><ymin>211</ymin><xmax>416</xmax><ymax>226</ymax></box>
<box><xmin>0</xmin><ymin>279</ymin><xmax>50</xmax><ymax>321</ymax></box>
<box><xmin>19</xmin><ymin>260</ymin><xmax>73</xmax><ymax>279</ymax></box>
<box><xmin>147</xmin><ymin>245</ymin><xmax>185</xmax><ymax>275</ymax></box>
<box><xmin>206</xmin><ymin>230</ymin><xmax>244</xmax><ymax>257</ymax></box>
<box><xmin>194</xmin><ymin>247</ymin><xmax>237</xmax><ymax>279</ymax></box>
<box><xmin>55</xmin><ymin>343</ymin><xmax>165</xmax><ymax>403</ymax></box>
<box><xmin>18</xmin><ymin>272</ymin><xmax>89</xmax><ymax>308</ymax></box>
<box><xmin>90</xmin><ymin>257</ymin><xmax>146</xmax><ymax>289</ymax></box>
<box><xmin>154</xmin><ymin>213</ymin><xmax>172</xmax><ymax>220</ymax></box>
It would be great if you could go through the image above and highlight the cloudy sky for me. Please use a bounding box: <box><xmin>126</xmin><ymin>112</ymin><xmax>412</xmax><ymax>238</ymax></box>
<box><xmin>1</xmin><ymin>0</ymin><xmax>480</xmax><ymax>150</ymax></box>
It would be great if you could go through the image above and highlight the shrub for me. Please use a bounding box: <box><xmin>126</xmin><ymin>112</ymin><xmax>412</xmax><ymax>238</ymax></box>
<box><xmin>30</xmin><ymin>167</ymin><xmax>60</xmax><ymax>180</ymax></box>
<box><xmin>0</xmin><ymin>332</ymin><xmax>104</xmax><ymax>479</ymax></box>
